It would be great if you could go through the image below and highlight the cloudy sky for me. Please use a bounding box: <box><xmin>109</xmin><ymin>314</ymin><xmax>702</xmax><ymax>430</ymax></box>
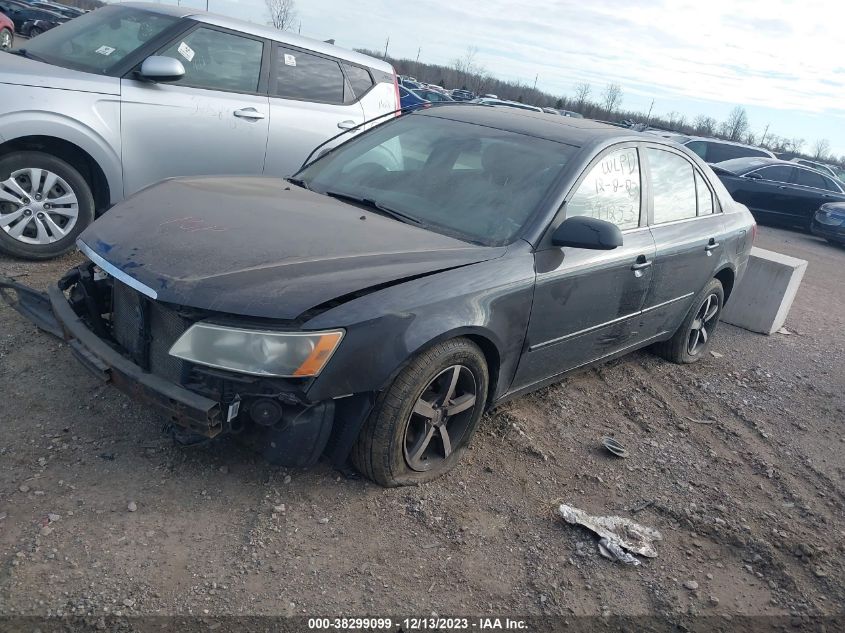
<box><xmin>123</xmin><ymin>0</ymin><xmax>845</xmax><ymax>157</ymax></box>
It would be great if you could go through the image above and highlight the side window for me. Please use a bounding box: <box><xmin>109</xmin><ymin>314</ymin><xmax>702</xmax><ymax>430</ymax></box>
<box><xmin>695</xmin><ymin>171</ymin><xmax>713</xmax><ymax>215</ymax></box>
<box><xmin>820</xmin><ymin>175</ymin><xmax>841</xmax><ymax>193</ymax></box>
<box><xmin>754</xmin><ymin>166</ymin><xmax>793</xmax><ymax>182</ymax></box>
<box><xmin>685</xmin><ymin>141</ymin><xmax>707</xmax><ymax>161</ymax></box>
<box><xmin>647</xmin><ymin>148</ymin><xmax>697</xmax><ymax>223</ymax></box>
<box><xmin>342</xmin><ymin>63</ymin><xmax>374</xmax><ymax>101</ymax></box>
<box><xmin>274</xmin><ymin>46</ymin><xmax>346</xmax><ymax>103</ymax></box>
<box><xmin>567</xmin><ymin>147</ymin><xmax>641</xmax><ymax>230</ymax></box>
<box><xmin>793</xmin><ymin>168</ymin><xmax>827</xmax><ymax>190</ymax></box>
<box><xmin>158</xmin><ymin>28</ymin><xmax>263</xmax><ymax>93</ymax></box>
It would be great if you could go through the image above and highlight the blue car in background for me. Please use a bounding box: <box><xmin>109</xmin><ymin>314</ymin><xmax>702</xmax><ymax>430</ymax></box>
<box><xmin>398</xmin><ymin>85</ymin><xmax>429</xmax><ymax>110</ymax></box>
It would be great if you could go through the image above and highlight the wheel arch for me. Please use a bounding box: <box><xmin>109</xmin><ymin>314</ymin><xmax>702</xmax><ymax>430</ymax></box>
<box><xmin>714</xmin><ymin>265</ymin><xmax>736</xmax><ymax>305</ymax></box>
<box><xmin>0</xmin><ymin>136</ymin><xmax>112</xmax><ymax>213</ymax></box>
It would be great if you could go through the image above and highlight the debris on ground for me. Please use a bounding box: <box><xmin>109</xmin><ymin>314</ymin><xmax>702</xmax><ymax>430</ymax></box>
<box><xmin>558</xmin><ymin>503</ymin><xmax>662</xmax><ymax>565</ymax></box>
<box><xmin>601</xmin><ymin>436</ymin><xmax>628</xmax><ymax>458</ymax></box>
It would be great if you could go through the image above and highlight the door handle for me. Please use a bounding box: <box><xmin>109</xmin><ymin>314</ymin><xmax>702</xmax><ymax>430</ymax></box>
<box><xmin>234</xmin><ymin>108</ymin><xmax>266</xmax><ymax>120</ymax></box>
<box><xmin>337</xmin><ymin>120</ymin><xmax>357</xmax><ymax>130</ymax></box>
<box><xmin>631</xmin><ymin>258</ymin><xmax>652</xmax><ymax>271</ymax></box>
<box><xmin>705</xmin><ymin>239</ymin><xmax>720</xmax><ymax>252</ymax></box>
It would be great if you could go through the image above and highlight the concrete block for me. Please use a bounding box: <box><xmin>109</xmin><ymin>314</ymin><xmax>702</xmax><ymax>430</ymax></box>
<box><xmin>720</xmin><ymin>247</ymin><xmax>807</xmax><ymax>335</ymax></box>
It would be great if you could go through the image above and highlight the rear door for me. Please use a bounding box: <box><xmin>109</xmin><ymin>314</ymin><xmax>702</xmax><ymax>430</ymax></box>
<box><xmin>728</xmin><ymin>164</ymin><xmax>796</xmax><ymax>222</ymax></box>
<box><xmin>639</xmin><ymin>145</ymin><xmax>727</xmax><ymax>338</ymax></box>
<box><xmin>511</xmin><ymin>145</ymin><xmax>656</xmax><ymax>390</ymax></box>
<box><xmin>264</xmin><ymin>44</ymin><xmax>366</xmax><ymax>178</ymax></box>
<box><xmin>120</xmin><ymin>24</ymin><xmax>270</xmax><ymax>196</ymax></box>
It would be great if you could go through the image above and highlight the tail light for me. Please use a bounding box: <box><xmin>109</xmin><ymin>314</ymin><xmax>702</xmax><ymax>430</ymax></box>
<box><xmin>392</xmin><ymin>72</ymin><xmax>401</xmax><ymax>117</ymax></box>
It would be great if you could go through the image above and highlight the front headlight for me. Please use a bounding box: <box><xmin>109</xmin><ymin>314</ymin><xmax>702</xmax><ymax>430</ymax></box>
<box><xmin>169</xmin><ymin>323</ymin><xmax>344</xmax><ymax>378</ymax></box>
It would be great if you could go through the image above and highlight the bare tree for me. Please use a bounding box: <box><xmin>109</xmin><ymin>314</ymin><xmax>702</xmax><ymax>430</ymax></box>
<box><xmin>812</xmin><ymin>138</ymin><xmax>831</xmax><ymax>160</ymax></box>
<box><xmin>693</xmin><ymin>114</ymin><xmax>717</xmax><ymax>136</ymax></box>
<box><xmin>573</xmin><ymin>82</ymin><xmax>591</xmax><ymax>111</ymax></box>
<box><xmin>266</xmin><ymin>0</ymin><xmax>297</xmax><ymax>30</ymax></box>
<box><xmin>723</xmin><ymin>106</ymin><xmax>749</xmax><ymax>141</ymax></box>
<box><xmin>601</xmin><ymin>83</ymin><xmax>623</xmax><ymax>116</ymax></box>
<box><xmin>790</xmin><ymin>138</ymin><xmax>806</xmax><ymax>154</ymax></box>
<box><xmin>744</xmin><ymin>132</ymin><xmax>757</xmax><ymax>146</ymax></box>
<box><xmin>666</xmin><ymin>111</ymin><xmax>686</xmax><ymax>131</ymax></box>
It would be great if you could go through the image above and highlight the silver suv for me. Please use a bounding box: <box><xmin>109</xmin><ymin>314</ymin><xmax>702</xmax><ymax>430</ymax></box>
<box><xmin>0</xmin><ymin>2</ymin><xmax>399</xmax><ymax>259</ymax></box>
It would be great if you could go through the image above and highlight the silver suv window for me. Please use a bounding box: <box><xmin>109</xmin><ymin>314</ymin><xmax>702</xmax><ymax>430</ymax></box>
<box><xmin>159</xmin><ymin>28</ymin><xmax>264</xmax><ymax>94</ymax></box>
<box><xmin>273</xmin><ymin>46</ymin><xmax>347</xmax><ymax>103</ymax></box>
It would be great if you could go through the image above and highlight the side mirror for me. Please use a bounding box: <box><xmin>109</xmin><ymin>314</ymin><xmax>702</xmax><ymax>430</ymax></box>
<box><xmin>138</xmin><ymin>56</ymin><xmax>185</xmax><ymax>82</ymax></box>
<box><xmin>552</xmin><ymin>216</ymin><xmax>623</xmax><ymax>250</ymax></box>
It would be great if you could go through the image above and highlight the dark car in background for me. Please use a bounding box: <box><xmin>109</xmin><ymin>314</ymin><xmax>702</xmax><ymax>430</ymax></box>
<box><xmin>398</xmin><ymin>85</ymin><xmax>429</xmax><ymax>110</ymax></box>
<box><xmin>0</xmin><ymin>8</ymin><xmax>13</xmax><ymax>49</ymax></box>
<box><xmin>1</xmin><ymin>106</ymin><xmax>754</xmax><ymax>486</ymax></box>
<box><xmin>0</xmin><ymin>0</ymin><xmax>65</xmax><ymax>36</ymax></box>
<box><xmin>713</xmin><ymin>157</ymin><xmax>845</xmax><ymax>229</ymax></box>
<box><xmin>449</xmin><ymin>89</ymin><xmax>475</xmax><ymax>101</ymax></box>
<box><xmin>655</xmin><ymin>133</ymin><xmax>775</xmax><ymax>163</ymax></box>
<box><xmin>811</xmin><ymin>202</ymin><xmax>845</xmax><ymax>245</ymax></box>
<box><xmin>413</xmin><ymin>87</ymin><xmax>453</xmax><ymax>103</ymax></box>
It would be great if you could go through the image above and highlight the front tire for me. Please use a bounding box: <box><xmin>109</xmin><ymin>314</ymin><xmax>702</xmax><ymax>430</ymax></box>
<box><xmin>654</xmin><ymin>278</ymin><xmax>724</xmax><ymax>364</ymax></box>
<box><xmin>0</xmin><ymin>151</ymin><xmax>95</xmax><ymax>260</ymax></box>
<box><xmin>352</xmin><ymin>338</ymin><xmax>489</xmax><ymax>487</ymax></box>
<box><xmin>0</xmin><ymin>28</ymin><xmax>12</xmax><ymax>51</ymax></box>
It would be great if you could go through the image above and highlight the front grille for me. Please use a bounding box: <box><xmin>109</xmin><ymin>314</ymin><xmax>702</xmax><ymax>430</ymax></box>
<box><xmin>110</xmin><ymin>280</ymin><xmax>190</xmax><ymax>384</ymax></box>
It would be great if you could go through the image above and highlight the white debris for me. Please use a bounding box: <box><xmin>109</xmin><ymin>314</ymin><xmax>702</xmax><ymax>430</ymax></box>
<box><xmin>558</xmin><ymin>503</ymin><xmax>662</xmax><ymax>565</ymax></box>
<box><xmin>127</xmin><ymin>501</ymin><xmax>138</xmax><ymax>513</ymax></box>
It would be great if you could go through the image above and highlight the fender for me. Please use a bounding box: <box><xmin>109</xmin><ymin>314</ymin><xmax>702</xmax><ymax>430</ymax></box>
<box><xmin>0</xmin><ymin>108</ymin><xmax>124</xmax><ymax>205</ymax></box>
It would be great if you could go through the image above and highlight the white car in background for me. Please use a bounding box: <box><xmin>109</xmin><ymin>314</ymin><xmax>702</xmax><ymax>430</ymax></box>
<box><xmin>0</xmin><ymin>2</ymin><xmax>399</xmax><ymax>259</ymax></box>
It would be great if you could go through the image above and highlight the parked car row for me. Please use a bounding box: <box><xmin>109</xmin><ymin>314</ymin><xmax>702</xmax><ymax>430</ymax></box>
<box><xmin>0</xmin><ymin>0</ymin><xmax>76</xmax><ymax>38</ymax></box>
<box><xmin>0</xmin><ymin>2</ymin><xmax>400</xmax><ymax>259</ymax></box>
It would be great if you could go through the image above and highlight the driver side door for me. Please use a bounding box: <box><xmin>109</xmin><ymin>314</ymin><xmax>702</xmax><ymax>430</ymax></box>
<box><xmin>511</xmin><ymin>145</ymin><xmax>656</xmax><ymax>391</ymax></box>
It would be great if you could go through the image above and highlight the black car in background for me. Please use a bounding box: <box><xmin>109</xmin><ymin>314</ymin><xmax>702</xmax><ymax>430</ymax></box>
<box><xmin>0</xmin><ymin>0</ymin><xmax>65</xmax><ymax>36</ymax></box>
<box><xmin>811</xmin><ymin>202</ymin><xmax>845</xmax><ymax>245</ymax></box>
<box><xmin>713</xmin><ymin>157</ymin><xmax>845</xmax><ymax>229</ymax></box>
<box><xmin>1</xmin><ymin>106</ymin><xmax>755</xmax><ymax>486</ymax></box>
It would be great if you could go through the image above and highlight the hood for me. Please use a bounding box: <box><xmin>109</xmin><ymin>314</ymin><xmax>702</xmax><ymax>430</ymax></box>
<box><xmin>0</xmin><ymin>53</ymin><xmax>120</xmax><ymax>95</ymax></box>
<box><xmin>80</xmin><ymin>176</ymin><xmax>505</xmax><ymax>320</ymax></box>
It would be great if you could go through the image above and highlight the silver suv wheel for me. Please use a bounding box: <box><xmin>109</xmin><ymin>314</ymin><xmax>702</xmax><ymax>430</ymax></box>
<box><xmin>0</xmin><ymin>29</ymin><xmax>12</xmax><ymax>50</ymax></box>
<box><xmin>0</xmin><ymin>168</ymin><xmax>80</xmax><ymax>245</ymax></box>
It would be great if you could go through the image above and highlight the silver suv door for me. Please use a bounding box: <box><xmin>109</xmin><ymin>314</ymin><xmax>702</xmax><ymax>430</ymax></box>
<box><xmin>120</xmin><ymin>25</ymin><xmax>270</xmax><ymax>196</ymax></box>
<box><xmin>264</xmin><ymin>43</ymin><xmax>366</xmax><ymax>178</ymax></box>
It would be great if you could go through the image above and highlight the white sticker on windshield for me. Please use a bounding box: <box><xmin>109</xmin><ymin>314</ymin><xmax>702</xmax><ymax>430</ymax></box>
<box><xmin>283</xmin><ymin>53</ymin><xmax>296</xmax><ymax>67</ymax></box>
<box><xmin>95</xmin><ymin>45</ymin><xmax>116</xmax><ymax>56</ymax></box>
<box><xmin>177</xmin><ymin>41</ymin><xmax>195</xmax><ymax>62</ymax></box>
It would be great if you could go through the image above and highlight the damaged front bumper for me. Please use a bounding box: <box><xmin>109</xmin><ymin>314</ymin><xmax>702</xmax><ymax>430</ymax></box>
<box><xmin>1</xmin><ymin>271</ymin><xmax>372</xmax><ymax>468</ymax></box>
<box><xmin>2</xmin><ymin>277</ymin><xmax>225</xmax><ymax>435</ymax></box>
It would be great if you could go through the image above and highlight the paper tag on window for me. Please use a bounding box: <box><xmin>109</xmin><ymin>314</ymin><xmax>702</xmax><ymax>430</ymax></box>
<box><xmin>95</xmin><ymin>45</ymin><xmax>115</xmax><ymax>56</ymax></box>
<box><xmin>177</xmin><ymin>41</ymin><xmax>195</xmax><ymax>62</ymax></box>
<box><xmin>283</xmin><ymin>53</ymin><xmax>296</xmax><ymax>67</ymax></box>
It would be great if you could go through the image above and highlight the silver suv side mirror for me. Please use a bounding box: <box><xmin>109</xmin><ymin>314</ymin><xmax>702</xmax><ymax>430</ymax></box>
<box><xmin>138</xmin><ymin>56</ymin><xmax>186</xmax><ymax>82</ymax></box>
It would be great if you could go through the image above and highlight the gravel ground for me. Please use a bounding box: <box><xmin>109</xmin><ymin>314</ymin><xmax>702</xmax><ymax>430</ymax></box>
<box><xmin>0</xmin><ymin>225</ymin><xmax>843</xmax><ymax>628</ymax></box>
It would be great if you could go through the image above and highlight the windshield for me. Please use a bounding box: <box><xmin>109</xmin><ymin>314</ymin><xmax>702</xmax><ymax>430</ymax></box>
<box><xmin>19</xmin><ymin>5</ymin><xmax>179</xmax><ymax>74</ymax></box>
<box><xmin>297</xmin><ymin>114</ymin><xmax>574</xmax><ymax>245</ymax></box>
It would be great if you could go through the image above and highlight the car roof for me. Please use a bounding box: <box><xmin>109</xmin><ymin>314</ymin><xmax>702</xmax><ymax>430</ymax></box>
<box><xmin>684</xmin><ymin>135</ymin><xmax>774</xmax><ymax>153</ymax></box>
<box><xmin>121</xmin><ymin>3</ymin><xmax>394</xmax><ymax>74</ymax></box>
<box><xmin>416</xmin><ymin>104</ymin><xmax>640</xmax><ymax>147</ymax></box>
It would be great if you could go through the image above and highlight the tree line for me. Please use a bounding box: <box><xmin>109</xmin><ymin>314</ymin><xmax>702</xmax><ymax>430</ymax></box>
<box><xmin>360</xmin><ymin>46</ymin><xmax>842</xmax><ymax>168</ymax></box>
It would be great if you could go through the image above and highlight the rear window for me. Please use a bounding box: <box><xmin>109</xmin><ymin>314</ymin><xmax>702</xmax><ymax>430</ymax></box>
<box><xmin>342</xmin><ymin>63</ymin><xmax>374</xmax><ymax>101</ymax></box>
<box><xmin>19</xmin><ymin>5</ymin><xmax>178</xmax><ymax>74</ymax></box>
<box><xmin>273</xmin><ymin>46</ymin><xmax>346</xmax><ymax>103</ymax></box>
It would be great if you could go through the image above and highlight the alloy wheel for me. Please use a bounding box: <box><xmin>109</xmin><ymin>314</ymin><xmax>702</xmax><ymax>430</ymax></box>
<box><xmin>0</xmin><ymin>30</ymin><xmax>11</xmax><ymax>50</ymax></box>
<box><xmin>688</xmin><ymin>293</ymin><xmax>719</xmax><ymax>356</ymax></box>
<box><xmin>403</xmin><ymin>365</ymin><xmax>478</xmax><ymax>472</ymax></box>
<box><xmin>0</xmin><ymin>168</ymin><xmax>79</xmax><ymax>245</ymax></box>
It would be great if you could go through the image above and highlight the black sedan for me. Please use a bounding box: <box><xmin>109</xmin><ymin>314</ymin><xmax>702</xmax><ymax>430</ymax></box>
<box><xmin>811</xmin><ymin>202</ymin><xmax>845</xmax><ymax>245</ymax></box>
<box><xmin>0</xmin><ymin>106</ymin><xmax>755</xmax><ymax>486</ymax></box>
<box><xmin>713</xmin><ymin>157</ymin><xmax>845</xmax><ymax>229</ymax></box>
<box><xmin>0</xmin><ymin>0</ymin><xmax>64</xmax><ymax>36</ymax></box>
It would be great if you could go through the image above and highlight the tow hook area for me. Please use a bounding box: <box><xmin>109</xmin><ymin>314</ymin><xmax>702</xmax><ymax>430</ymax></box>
<box><xmin>0</xmin><ymin>277</ymin><xmax>64</xmax><ymax>339</ymax></box>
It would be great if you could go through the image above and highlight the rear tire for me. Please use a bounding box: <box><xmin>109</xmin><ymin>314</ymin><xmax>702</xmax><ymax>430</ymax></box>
<box><xmin>653</xmin><ymin>278</ymin><xmax>724</xmax><ymax>364</ymax></box>
<box><xmin>0</xmin><ymin>151</ymin><xmax>95</xmax><ymax>260</ymax></box>
<box><xmin>352</xmin><ymin>338</ymin><xmax>489</xmax><ymax>487</ymax></box>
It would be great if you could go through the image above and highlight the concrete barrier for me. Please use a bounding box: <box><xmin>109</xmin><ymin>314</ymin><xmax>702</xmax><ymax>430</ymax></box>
<box><xmin>720</xmin><ymin>247</ymin><xmax>807</xmax><ymax>335</ymax></box>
